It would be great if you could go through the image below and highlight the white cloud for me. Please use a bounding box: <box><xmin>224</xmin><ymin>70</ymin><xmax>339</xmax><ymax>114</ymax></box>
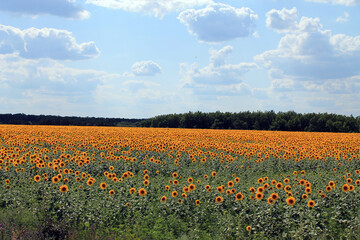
<box><xmin>0</xmin><ymin>54</ymin><xmax>115</xmax><ymax>93</ymax></box>
<box><xmin>0</xmin><ymin>24</ymin><xmax>100</xmax><ymax>60</ymax></box>
<box><xmin>86</xmin><ymin>0</ymin><xmax>212</xmax><ymax>18</ymax></box>
<box><xmin>257</xmin><ymin>9</ymin><xmax>360</xmax><ymax>96</ymax></box>
<box><xmin>336</xmin><ymin>12</ymin><xmax>350</xmax><ymax>22</ymax></box>
<box><xmin>0</xmin><ymin>53</ymin><xmax>183</xmax><ymax>118</ymax></box>
<box><xmin>181</xmin><ymin>45</ymin><xmax>257</xmax><ymax>96</ymax></box>
<box><xmin>266</xmin><ymin>7</ymin><xmax>298</xmax><ymax>33</ymax></box>
<box><xmin>0</xmin><ymin>0</ymin><xmax>90</xmax><ymax>19</ymax></box>
<box><xmin>305</xmin><ymin>0</ymin><xmax>360</xmax><ymax>6</ymax></box>
<box><xmin>178</xmin><ymin>3</ymin><xmax>258</xmax><ymax>43</ymax></box>
<box><xmin>131</xmin><ymin>60</ymin><xmax>162</xmax><ymax>76</ymax></box>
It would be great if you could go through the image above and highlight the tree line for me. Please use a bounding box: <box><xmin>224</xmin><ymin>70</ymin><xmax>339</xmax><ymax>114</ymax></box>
<box><xmin>140</xmin><ymin>111</ymin><xmax>360</xmax><ymax>133</ymax></box>
<box><xmin>0</xmin><ymin>113</ymin><xmax>143</xmax><ymax>127</ymax></box>
<box><xmin>1</xmin><ymin>111</ymin><xmax>360</xmax><ymax>132</ymax></box>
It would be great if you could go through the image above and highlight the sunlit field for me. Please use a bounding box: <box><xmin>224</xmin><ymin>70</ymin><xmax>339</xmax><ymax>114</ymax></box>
<box><xmin>1</xmin><ymin>125</ymin><xmax>360</xmax><ymax>239</ymax></box>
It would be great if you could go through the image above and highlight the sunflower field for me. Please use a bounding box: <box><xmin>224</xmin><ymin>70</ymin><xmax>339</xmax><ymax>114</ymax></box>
<box><xmin>0</xmin><ymin>125</ymin><xmax>360</xmax><ymax>239</ymax></box>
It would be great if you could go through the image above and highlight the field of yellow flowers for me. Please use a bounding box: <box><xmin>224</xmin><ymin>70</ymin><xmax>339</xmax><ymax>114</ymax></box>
<box><xmin>0</xmin><ymin>125</ymin><xmax>360</xmax><ymax>239</ymax></box>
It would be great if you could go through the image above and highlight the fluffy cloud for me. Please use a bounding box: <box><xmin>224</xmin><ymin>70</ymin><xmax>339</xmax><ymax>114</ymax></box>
<box><xmin>131</xmin><ymin>60</ymin><xmax>162</xmax><ymax>76</ymax></box>
<box><xmin>0</xmin><ymin>54</ymin><xmax>115</xmax><ymax>93</ymax></box>
<box><xmin>181</xmin><ymin>45</ymin><xmax>257</xmax><ymax>97</ymax></box>
<box><xmin>0</xmin><ymin>24</ymin><xmax>99</xmax><ymax>60</ymax></box>
<box><xmin>86</xmin><ymin>0</ymin><xmax>212</xmax><ymax>18</ymax></box>
<box><xmin>305</xmin><ymin>0</ymin><xmax>360</xmax><ymax>5</ymax></box>
<box><xmin>0</xmin><ymin>53</ymin><xmax>181</xmax><ymax>118</ymax></box>
<box><xmin>0</xmin><ymin>0</ymin><xmax>90</xmax><ymax>19</ymax></box>
<box><xmin>336</xmin><ymin>12</ymin><xmax>350</xmax><ymax>22</ymax></box>
<box><xmin>266</xmin><ymin>7</ymin><xmax>298</xmax><ymax>33</ymax></box>
<box><xmin>257</xmin><ymin>10</ymin><xmax>360</xmax><ymax>84</ymax></box>
<box><xmin>178</xmin><ymin>3</ymin><xmax>258</xmax><ymax>43</ymax></box>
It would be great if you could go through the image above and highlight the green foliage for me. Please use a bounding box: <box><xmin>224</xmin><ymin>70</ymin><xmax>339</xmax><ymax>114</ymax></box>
<box><xmin>141</xmin><ymin>111</ymin><xmax>360</xmax><ymax>132</ymax></box>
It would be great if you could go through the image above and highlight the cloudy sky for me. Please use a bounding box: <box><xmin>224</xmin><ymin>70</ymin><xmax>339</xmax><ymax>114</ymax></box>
<box><xmin>0</xmin><ymin>0</ymin><xmax>359</xmax><ymax>118</ymax></box>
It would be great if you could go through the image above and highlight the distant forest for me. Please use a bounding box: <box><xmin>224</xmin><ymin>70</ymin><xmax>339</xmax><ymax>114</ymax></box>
<box><xmin>0</xmin><ymin>113</ymin><xmax>143</xmax><ymax>127</ymax></box>
<box><xmin>140</xmin><ymin>111</ymin><xmax>360</xmax><ymax>133</ymax></box>
<box><xmin>1</xmin><ymin>111</ymin><xmax>360</xmax><ymax>133</ymax></box>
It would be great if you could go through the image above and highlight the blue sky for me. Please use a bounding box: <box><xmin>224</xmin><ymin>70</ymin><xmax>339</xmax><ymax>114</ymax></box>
<box><xmin>0</xmin><ymin>0</ymin><xmax>359</xmax><ymax>118</ymax></box>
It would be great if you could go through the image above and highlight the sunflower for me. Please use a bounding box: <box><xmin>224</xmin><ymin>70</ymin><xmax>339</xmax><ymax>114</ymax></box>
<box><xmin>228</xmin><ymin>181</ymin><xmax>234</xmax><ymax>188</ymax></box>
<box><xmin>284</xmin><ymin>185</ymin><xmax>292</xmax><ymax>192</ymax></box>
<box><xmin>165</xmin><ymin>185</ymin><xmax>171</xmax><ymax>191</ymax></box>
<box><xmin>216</xmin><ymin>196</ymin><xmax>223</xmax><ymax>203</ymax></box>
<box><xmin>325</xmin><ymin>186</ymin><xmax>332</xmax><ymax>192</ymax></box>
<box><xmin>342</xmin><ymin>184</ymin><xmax>349</xmax><ymax>192</ymax></box>
<box><xmin>138</xmin><ymin>188</ymin><xmax>147</xmax><ymax>196</ymax></box>
<box><xmin>129</xmin><ymin>187</ymin><xmax>136</xmax><ymax>194</ymax></box>
<box><xmin>270</xmin><ymin>193</ymin><xmax>279</xmax><ymax>200</ymax></box>
<box><xmin>178</xmin><ymin>199</ymin><xmax>183</xmax><ymax>204</ymax></box>
<box><xmin>234</xmin><ymin>177</ymin><xmax>240</xmax><ymax>183</ymax></box>
<box><xmin>284</xmin><ymin>178</ymin><xmax>290</xmax><ymax>184</ymax></box>
<box><xmin>172</xmin><ymin>172</ymin><xmax>178</xmax><ymax>178</ymax></box>
<box><xmin>246</xmin><ymin>226</ymin><xmax>252</xmax><ymax>231</ymax></box>
<box><xmin>249</xmin><ymin>187</ymin><xmax>255</xmax><ymax>193</ymax></box>
<box><xmin>87</xmin><ymin>179</ymin><xmax>94</xmax><ymax>186</ymax></box>
<box><xmin>276</xmin><ymin>183</ymin><xmax>283</xmax><ymax>190</ymax></box>
<box><xmin>52</xmin><ymin>177</ymin><xmax>59</xmax><ymax>184</ymax></box>
<box><xmin>109</xmin><ymin>190</ymin><xmax>115</xmax><ymax>196</ymax></box>
<box><xmin>286</xmin><ymin>197</ymin><xmax>296</xmax><ymax>206</ymax></box>
<box><xmin>211</xmin><ymin>171</ymin><xmax>217</xmax><ymax>177</ymax></box>
<box><xmin>143</xmin><ymin>180</ymin><xmax>149</xmax><ymax>186</ymax></box>
<box><xmin>59</xmin><ymin>185</ymin><xmax>69</xmax><ymax>193</ymax></box>
<box><xmin>257</xmin><ymin>178</ymin><xmax>264</xmax><ymax>184</ymax></box>
<box><xmin>34</xmin><ymin>175</ymin><xmax>41</xmax><ymax>182</ymax></box>
<box><xmin>307</xmin><ymin>200</ymin><xmax>315</xmax><ymax>207</ymax></box>
<box><xmin>255</xmin><ymin>192</ymin><xmax>263</xmax><ymax>200</ymax></box>
<box><xmin>271</xmin><ymin>180</ymin><xmax>277</xmax><ymax>185</ymax></box>
<box><xmin>349</xmin><ymin>185</ymin><xmax>355</xmax><ymax>191</ymax></box>
<box><xmin>328</xmin><ymin>181</ymin><xmax>335</xmax><ymax>187</ymax></box>
<box><xmin>195</xmin><ymin>200</ymin><xmax>201</xmax><ymax>205</ymax></box>
<box><xmin>355</xmin><ymin>180</ymin><xmax>360</xmax><ymax>185</ymax></box>
<box><xmin>305</xmin><ymin>187</ymin><xmax>312</xmax><ymax>194</ymax></box>
<box><xmin>171</xmin><ymin>191</ymin><xmax>178</xmax><ymax>198</ymax></box>
<box><xmin>302</xmin><ymin>194</ymin><xmax>308</xmax><ymax>200</ymax></box>
<box><xmin>161</xmin><ymin>196</ymin><xmax>167</xmax><ymax>202</ymax></box>
<box><xmin>299</xmin><ymin>179</ymin><xmax>306</xmax><ymax>185</ymax></box>
<box><xmin>109</xmin><ymin>166</ymin><xmax>114</xmax><ymax>171</ymax></box>
<box><xmin>187</xmin><ymin>177</ymin><xmax>193</xmax><ymax>183</ymax></box>
<box><xmin>183</xmin><ymin>186</ymin><xmax>190</xmax><ymax>193</ymax></box>
<box><xmin>257</xmin><ymin>187</ymin><xmax>264</xmax><ymax>193</ymax></box>
<box><xmin>182</xmin><ymin>193</ymin><xmax>187</xmax><ymax>198</ymax></box>
<box><xmin>100</xmin><ymin>182</ymin><xmax>107</xmax><ymax>190</ymax></box>
<box><xmin>217</xmin><ymin>186</ymin><xmax>224</xmax><ymax>193</ymax></box>
<box><xmin>189</xmin><ymin>184</ymin><xmax>196</xmax><ymax>191</ymax></box>
<box><xmin>235</xmin><ymin>192</ymin><xmax>244</xmax><ymax>201</ymax></box>
<box><xmin>267</xmin><ymin>197</ymin><xmax>275</xmax><ymax>204</ymax></box>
